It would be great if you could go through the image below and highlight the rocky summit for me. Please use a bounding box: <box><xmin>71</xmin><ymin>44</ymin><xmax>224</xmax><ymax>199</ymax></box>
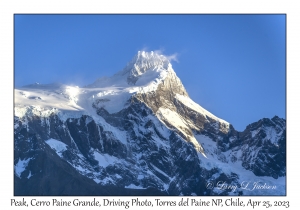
<box><xmin>14</xmin><ymin>51</ymin><xmax>286</xmax><ymax>195</ymax></box>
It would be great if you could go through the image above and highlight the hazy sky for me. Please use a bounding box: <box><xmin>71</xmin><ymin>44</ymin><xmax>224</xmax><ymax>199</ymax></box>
<box><xmin>14</xmin><ymin>14</ymin><xmax>286</xmax><ymax>131</ymax></box>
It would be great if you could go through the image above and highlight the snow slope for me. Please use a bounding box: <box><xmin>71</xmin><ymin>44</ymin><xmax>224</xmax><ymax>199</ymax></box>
<box><xmin>15</xmin><ymin>52</ymin><xmax>171</xmax><ymax>116</ymax></box>
<box><xmin>15</xmin><ymin>51</ymin><xmax>228</xmax><ymax>132</ymax></box>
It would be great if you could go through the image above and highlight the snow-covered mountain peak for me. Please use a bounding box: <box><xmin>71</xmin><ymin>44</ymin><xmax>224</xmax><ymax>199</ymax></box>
<box><xmin>87</xmin><ymin>51</ymin><xmax>174</xmax><ymax>89</ymax></box>
<box><xmin>121</xmin><ymin>51</ymin><xmax>171</xmax><ymax>85</ymax></box>
<box><xmin>130</xmin><ymin>51</ymin><xmax>170</xmax><ymax>67</ymax></box>
<box><xmin>14</xmin><ymin>51</ymin><xmax>286</xmax><ymax>195</ymax></box>
<box><xmin>132</xmin><ymin>50</ymin><xmax>170</xmax><ymax>68</ymax></box>
<box><xmin>15</xmin><ymin>51</ymin><xmax>230</xmax><ymax>132</ymax></box>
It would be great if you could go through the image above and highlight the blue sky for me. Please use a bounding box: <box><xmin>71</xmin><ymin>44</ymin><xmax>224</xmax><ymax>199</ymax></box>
<box><xmin>14</xmin><ymin>14</ymin><xmax>286</xmax><ymax>131</ymax></box>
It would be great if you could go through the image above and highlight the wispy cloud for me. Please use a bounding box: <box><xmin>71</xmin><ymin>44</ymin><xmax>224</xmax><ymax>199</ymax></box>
<box><xmin>141</xmin><ymin>46</ymin><xmax>149</xmax><ymax>52</ymax></box>
<box><xmin>166</xmin><ymin>53</ymin><xmax>179</xmax><ymax>63</ymax></box>
<box><xmin>153</xmin><ymin>48</ymin><xmax>164</xmax><ymax>55</ymax></box>
<box><xmin>154</xmin><ymin>49</ymin><xmax>179</xmax><ymax>63</ymax></box>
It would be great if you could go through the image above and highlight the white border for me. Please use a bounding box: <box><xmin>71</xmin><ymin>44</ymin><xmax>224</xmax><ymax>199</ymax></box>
<box><xmin>1</xmin><ymin>0</ymin><xmax>298</xmax><ymax>209</ymax></box>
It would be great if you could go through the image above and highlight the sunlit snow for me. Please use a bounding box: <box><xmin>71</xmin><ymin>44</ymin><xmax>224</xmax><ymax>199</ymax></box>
<box><xmin>175</xmin><ymin>94</ymin><xmax>229</xmax><ymax>132</ymax></box>
<box><xmin>157</xmin><ymin>107</ymin><xmax>206</xmax><ymax>156</ymax></box>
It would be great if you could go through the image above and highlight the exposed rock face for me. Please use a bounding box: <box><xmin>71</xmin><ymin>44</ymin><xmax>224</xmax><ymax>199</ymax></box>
<box><xmin>14</xmin><ymin>51</ymin><xmax>286</xmax><ymax>195</ymax></box>
<box><xmin>134</xmin><ymin>69</ymin><xmax>189</xmax><ymax>113</ymax></box>
<box><xmin>238</xmin><ymin>117</ymin><xmax>286</xmax><ymax>178</ymax></box>
<box><xmin>14</xmin><ymin>104</ymin><xmax>208</xmax><ymax>195</ymax></box>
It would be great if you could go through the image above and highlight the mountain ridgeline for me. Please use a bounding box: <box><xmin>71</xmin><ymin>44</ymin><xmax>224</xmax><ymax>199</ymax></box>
<box><xmin>14</xmin><ymin>51</ymin><xmax>286</xmax><ymax>195</ymax></box>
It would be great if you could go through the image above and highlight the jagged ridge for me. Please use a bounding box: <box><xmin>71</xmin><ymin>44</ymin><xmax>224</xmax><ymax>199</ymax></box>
<box><xmin>14</xmin><ymin>51</ymin><xmax>286</xmax><ymax>195</ymax></box>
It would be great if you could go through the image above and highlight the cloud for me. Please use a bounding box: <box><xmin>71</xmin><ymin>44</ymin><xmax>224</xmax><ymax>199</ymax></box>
<box><xmin>154</xmin><ymin>49</ymin><xmax>179</xmax><ymax>63</ymax></box>
<box><xmin>166</xmin><ymin>53</ymin><xmax>179</xmax><ymax>63</ymax></box>
<box><xmin>141</xmin><ymin>46</ymin><xmax>149</xmax><ymax>52</ymax></box>
<box><xmin>153</xmin><ymin>48</ymin><xmax>164</xmax><ymax>55</ymax></box>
